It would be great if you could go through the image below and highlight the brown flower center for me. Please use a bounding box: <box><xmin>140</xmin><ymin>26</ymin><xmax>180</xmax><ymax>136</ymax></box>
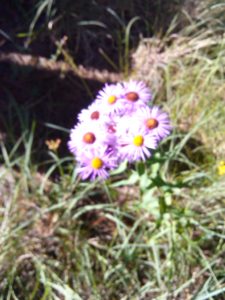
<box><xmin>125</xmin><ymin>92</ymin><xmax>139</xmax><ymax>102</ymax></box>
<box><xmin>146</xmin><ymin>118</ymin><xmax>158</xmax><ymax>129</ymax></box>
<box><xmin>90</xmin><ymin>111</ymin><xmax>100</xmax><ymax>120</ymax></box>
<box><xmin>108</xmin><ymin>124</ymin><xmax>116</xmax><ymax>133</ymax></box>
<box><xmin>83</xmin><ymin>132</ymin><xmax>96</xmax><ymax>144</ymax></box>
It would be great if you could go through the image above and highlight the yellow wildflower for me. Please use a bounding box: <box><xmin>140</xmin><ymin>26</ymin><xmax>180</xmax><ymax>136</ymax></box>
<box><xmin>45</xmin><ymin>139</ymin><xmax>61</xmax><ymax>151</ymax></box>
<box><xmin>218</xmin><ymin>161</ymin><xmax>225</xmax><ymax>176</ymax></box>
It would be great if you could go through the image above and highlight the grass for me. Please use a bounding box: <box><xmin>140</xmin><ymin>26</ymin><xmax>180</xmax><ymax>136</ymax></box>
<box><xmin>1</xmin><ymin>0</ymin><xmax>225</xmax><ymax>299</ymax></box>
<box><xmin>1</xmin><ymin>93</ymin><xmax>225</xmax><ymax>299</ymax></box>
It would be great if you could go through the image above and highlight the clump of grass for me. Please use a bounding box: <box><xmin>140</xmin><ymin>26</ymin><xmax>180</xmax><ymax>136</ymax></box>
<box><xmin>132</xmin><ymin>1</ymin><xmax>225</xmax><ymax>162</ymax></box>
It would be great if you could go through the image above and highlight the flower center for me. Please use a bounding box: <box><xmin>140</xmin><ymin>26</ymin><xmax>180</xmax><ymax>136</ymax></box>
<box><xmin>83</xmin><ymin>132</ymin><xmax>96</xmax><ymax>144</ymax></box>
<box><xmin>125</xmin><ymin>92</ymin><xmax>139</xmax><ymax>102</ymax></box>
<box><xmin>133</xmin><ymin>135</ymin><xmax>144</xmax><ymax>146</ymax></box>
<box><xmin>90</xmin><ymin>111</ymin><xmax>100</xmax><ymax>120</ymax></box>
<box><xmin>108</xmin><ymin>95</ymin><xmax>117</xmax><ymax>104</ymax></box>
<box><xmin>91</xmin><ymin>157</ymin><xmax>103</xmax><ymax>169</ymax></box>
<box><xmin>108</xmin><ymin>124</ymin><xmax>116</xmax><ymax>133</ymax></box>
<box><xmin>146</xmin><ymin>118</ymin><xmax>158</xmax><ymax>129</ymax></box>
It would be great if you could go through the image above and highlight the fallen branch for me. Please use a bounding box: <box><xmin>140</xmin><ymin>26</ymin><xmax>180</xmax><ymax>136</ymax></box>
<box><xmin>0</xmin><ymin>51</ymin><xmax>122</xmax><ymax>83</ymax></box>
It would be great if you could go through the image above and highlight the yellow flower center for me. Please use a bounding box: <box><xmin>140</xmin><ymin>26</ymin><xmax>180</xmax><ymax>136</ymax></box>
<box><xmin>146</xmin><ymin>118</ymin><xmax>158</xmax><ymax>129</ymax></box>
<box><xmin>83</xmin><ymin>132</ymin><xmax>96</xmax><ymax>144</ymax></box>
<box><xmin>108</xmin><ymin>95</ymin><xmax>117</xmax><ymax>104</ymax></box>
<box><xmin>91</xmin><ymin>157</ymin><xmax>103</xmax><ymax>169</ymax></box>
<box><xmin>133</xmin><ymin>135</ymin><xmax>144</xmax><ymax>146</ymax></box>
<box><xmin>125</xmin><ymin>92</ymin><xmax>139</xmax><ymax>102</ymax></box>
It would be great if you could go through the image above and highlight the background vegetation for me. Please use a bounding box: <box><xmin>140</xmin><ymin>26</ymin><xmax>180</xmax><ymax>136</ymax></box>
<box><xmin>0</xmin><ymin>0</ymin><xmax>225</xmax><ymax>299</ymax></box>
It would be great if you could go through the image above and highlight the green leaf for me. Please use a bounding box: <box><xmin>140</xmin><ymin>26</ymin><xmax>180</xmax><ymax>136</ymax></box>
<box><xmin>140</xmin><ymin>188</ymin><xmax>160</xmax><ymax>218</ymax></box>
<box><xmin>140</xmin><ymin>172</ymin><xmax>152</xmax><ymax>191</ymax></box>
<box><xmin>111</xmin><ymin>171</ymin><xmax>139</xmax><ymax>187</ymax></box>
<box><xmin>150</xmin><ymin>162</ymin><xmax>160</xmax><ymax>178</ymax></box>
<box><xmin>136</xmin><ymin>161</ymin><xmax>145</xmax><ymax>175</ymax></box>
<box><xmin>111</xmin><ymin>160</ymin><xmax>127</xmax><ymax>175</ymax></box>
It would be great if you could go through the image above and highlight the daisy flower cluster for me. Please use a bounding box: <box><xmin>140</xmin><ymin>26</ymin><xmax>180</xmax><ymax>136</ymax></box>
<box><xmin>68</xmin><ymin>81</ymin><xmax>171</xmax><ymax>181</ymax></box>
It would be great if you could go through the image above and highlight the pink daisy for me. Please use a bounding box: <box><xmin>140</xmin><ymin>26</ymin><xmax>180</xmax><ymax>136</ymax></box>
<box><xmin>68</xmin><ymin>122</ymin><xmax>114</xmax><ymax>155</ymax></box>
<box><xmin>136</xmin><ymin>106</ymin><xmax>172</xmax><ymax>140</ymax></box>
<box><xmin>95</xmin><ymin>83</ymin><xmax>126</xmax><ymax>115</ymax></box>
<box><xmin>121</xmin><ymin>80</ymin><xmax>152</xmax><ymax>112</ymax></box>
<box><xmin>78</xmin><ymin>101</ymin><xmax>110</xmax><ymax>123</ymax></box>
<box><xmin>117</xmin><ymin>127</ymin><xmax>158</xmax><ymax>162</ymax></box>
<box><xmin>76</xmin><ymin>147</ymin><xmax>118</xmax><ymax>180</ymax></box>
